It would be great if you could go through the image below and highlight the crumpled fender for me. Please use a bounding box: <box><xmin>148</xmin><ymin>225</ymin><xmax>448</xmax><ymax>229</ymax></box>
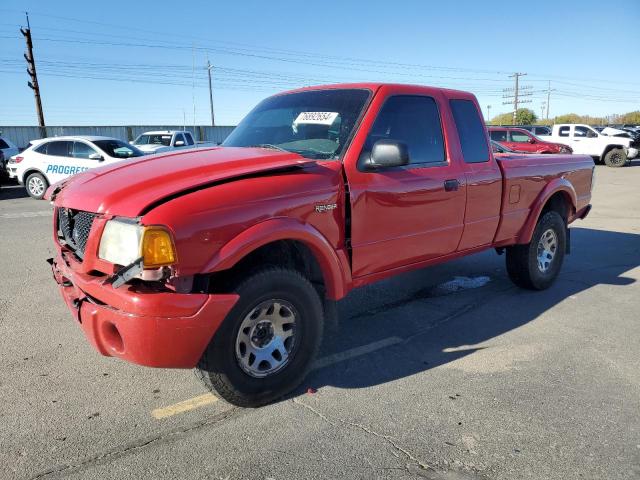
<box><xmin>517</xmin><ymin>177</ymin><xmax>577</xmax><ymax>244</ymax></box>
<box><xmin>202</xmin><ymin>217</ymin><xmax>352</xmax><ymax>300</ymax></box>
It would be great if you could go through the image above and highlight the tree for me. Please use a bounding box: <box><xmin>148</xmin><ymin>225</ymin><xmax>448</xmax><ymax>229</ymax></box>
<box><xmin>489</xmin><ymin>108</ymin><xmax>537</xmax><ymax>125</ymax></box>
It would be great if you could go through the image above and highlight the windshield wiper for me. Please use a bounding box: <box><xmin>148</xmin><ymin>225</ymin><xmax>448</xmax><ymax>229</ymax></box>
<box><xmin>250</xmin><ymin>143</ymin><xmax>289</xmax><ymax>153</ymax></box>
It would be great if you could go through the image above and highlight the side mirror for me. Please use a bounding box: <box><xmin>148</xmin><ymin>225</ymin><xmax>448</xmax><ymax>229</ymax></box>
<box><xmin>365</xmin><ymin>140</ymin><xmax>410</xmax><ymax>170</ymax></box>
<box><xmin>88</xmin><ymin>153</ymin><xmax>103</xmax><ymax>161</ymax></box>
<box><xmin>174</xmin><ymin>140</ymin><xmax>185</xmax><ymax>147</ymax></box>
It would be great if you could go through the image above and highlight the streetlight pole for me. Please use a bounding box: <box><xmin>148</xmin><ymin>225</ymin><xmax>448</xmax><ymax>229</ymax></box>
<box><xmin>206</xmin><ymin>59</ymin><xmax>215</xmax><ymax>127</ymax></box>
<box><xmin>486</xmin><ymin>105</ymin><xmax>492</xmax><ymax>123</ymax></box>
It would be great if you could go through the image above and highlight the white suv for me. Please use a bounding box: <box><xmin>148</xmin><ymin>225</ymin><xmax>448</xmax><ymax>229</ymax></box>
<box><xmin>131</xmin><ymin>130</ymin><xmax>196</xmax><ymax>154</ymax></box>
<box><xmin>6</xmin><ymin>136</ymin><xmax>144</xmax><ymax>199</ymax></box>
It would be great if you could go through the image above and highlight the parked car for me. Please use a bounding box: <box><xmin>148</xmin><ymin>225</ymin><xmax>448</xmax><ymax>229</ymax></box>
<box><xmin>6</xmin><ymin>136</ymin><xmax>144</xmax><ymax>199</ymax></box>
<box><xmin>488</xmin><ymin>127</ymin><xmax>573</xmax><ymax>154</ymax></box>
<box><xmin>539</xmin><ymin>124</ymin><xmax>639</xmax><ymax>167</ymax></box>
<box><xmin>498</xmin><ymin>125</ymin><xmax>552</xmax><ymax>136</ymax></box>
<box><xmin>0</xmin><ymin>136</ymin><xmax>20</xmax><ymax>160</ymax></box>
<box><xmin>47</xmin><ymin>83</ymin><xmax>594</xmax><ymax>407</ymax></box>
<box><xmin>490</xmin><ymin>140</ymin><xmax>525</xmax><ymax>154</ymax></box>
<box><xmin>132</xmin><ymin>130</ymin><xmax>196</xmax><ymax>154</ymax></box>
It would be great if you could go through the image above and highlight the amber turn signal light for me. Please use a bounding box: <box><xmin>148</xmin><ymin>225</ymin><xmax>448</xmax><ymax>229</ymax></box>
<box><xmin>141</xmin><ymin>227</ymin><xmax>177</xmax><ymax>268</ymax></box>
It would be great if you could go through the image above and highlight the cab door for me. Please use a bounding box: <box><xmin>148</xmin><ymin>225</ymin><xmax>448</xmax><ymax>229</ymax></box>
<box><xmin>345</xmin><ymin>89</ymin><xmax>466</xmax><ymax>277</ymax></box>
<box><xmin>571</xmin><ymin>125</ymin><xmax>600</xmax><ymax>155</ymax></box>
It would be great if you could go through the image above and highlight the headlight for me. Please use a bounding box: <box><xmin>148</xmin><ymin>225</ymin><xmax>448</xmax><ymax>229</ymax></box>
<box><xmin>98</xmin><ymin>219</ymin><xmax>177</xmax><ymax>268</ymax></box>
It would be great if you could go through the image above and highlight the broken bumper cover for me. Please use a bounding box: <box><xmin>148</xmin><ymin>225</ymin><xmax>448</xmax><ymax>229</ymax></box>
<box><xmin>50</xmin><ymin>251</ymin><xmax>238</xmax><ymax>368</ymax></box>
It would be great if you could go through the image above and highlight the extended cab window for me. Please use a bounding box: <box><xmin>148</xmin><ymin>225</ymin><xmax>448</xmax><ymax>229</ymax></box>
<box><xmin>184</xmin><ymin>133</ymin><xmax>194</xmax><ymax>145</ymax></box>
<box><xmin>361</xmin><ymin>95</ymin><xmax>445</xmax><ymax>166</ymax></box>
<box><xmin>490</xmin><ymin>130</ymin><xmax>508</xmax><ymax>142</ymax></box>
<box><xmin>450</xmin><ymin>99</ymin><xmax>490</xmax><ymax>163</ymax></box>
<box><xmin>509</xmin><ymin>131</ymin><xmax>531</xmax><ymax>143</ymax></box>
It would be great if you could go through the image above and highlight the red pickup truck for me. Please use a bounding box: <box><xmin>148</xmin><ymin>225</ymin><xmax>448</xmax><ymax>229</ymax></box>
<box><xmin>47</xmin><ymin>84</ymin><xmax>593</xmax><ymax>407</ymax></box>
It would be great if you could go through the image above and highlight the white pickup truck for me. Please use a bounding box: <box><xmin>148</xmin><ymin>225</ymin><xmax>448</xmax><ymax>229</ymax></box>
<box><xmin>131</xmin><ymin>130</ymin><xmax>196</xmax><ymax>154</ymax></box>
<box><xmin>539</xmin><ymin>124</ymin><xmax>639</xmax><ymax>167</ymax></box>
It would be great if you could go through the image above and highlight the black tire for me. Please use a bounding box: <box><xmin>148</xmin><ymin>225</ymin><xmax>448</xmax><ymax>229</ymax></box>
<box><xmin>603</xmin><ymin>148</ymin><xmax>627</xmax><ymax>168</ymax></box>
<box><xmin>196</xmin><ymin>267</ymin><xmax>324</xmax><ymax>407</ymax></box>
<box><xmin>506</xmin><ymin>211</ymin><xmax>566</xmax><ymax>290</ymax></box>
<box><xmin>25</xmin><ymin>172</ymin><xmax>48</xmax><ymax>199</ymax></box>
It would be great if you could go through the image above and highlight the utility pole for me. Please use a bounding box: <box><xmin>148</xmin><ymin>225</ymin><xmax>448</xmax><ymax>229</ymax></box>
<box><xmin>545</xmin><ymin>80</ymin><xmax>555</xmax><ymax>120</ymax></box>
<box><xmin>486</xmin><ymin>105</ymin><xmax>491</xmax><ymax>123</ymax></box>
<box><xmin>541</xmin><ymin>101</ymin><xmax>546</xmax><ymax>120</ymax></box>
<box><xmin>21</xmin><ymin>12</ymin><xmax>45</xmax><ymax>136</ymax></box>
<box><xmin>502</xmin><ymin>72</ymin><xmax>531</xmax><ymax>124</ymax></box>
<box><xmin>206</xmin><ymin>58</ymin><xmax>215</xmax><ymax>126</ymax></box>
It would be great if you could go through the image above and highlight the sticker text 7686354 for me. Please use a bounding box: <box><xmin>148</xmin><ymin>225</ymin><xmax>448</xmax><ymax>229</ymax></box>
<box><xmin>45</xmin><ymin>165</ymin><xmax>90</xmax><ymax>175</ymax></box>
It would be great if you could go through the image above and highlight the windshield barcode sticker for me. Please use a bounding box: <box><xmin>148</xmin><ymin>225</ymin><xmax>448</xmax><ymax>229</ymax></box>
<box><xmin>294</xmin><ymin>111</ymin><xmax>338</xmax><ymax>126</ymax></box>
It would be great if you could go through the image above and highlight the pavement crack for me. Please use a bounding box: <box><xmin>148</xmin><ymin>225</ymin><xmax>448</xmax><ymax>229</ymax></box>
<box><xmin>29</xmin><ymin>406</ymin><xmax>241</xmax><ymax>479</ymax></box>
<box><xmin>292</xmin><ymin>397</ymin><xmax>434</xmax><ymax>473</ymax></box>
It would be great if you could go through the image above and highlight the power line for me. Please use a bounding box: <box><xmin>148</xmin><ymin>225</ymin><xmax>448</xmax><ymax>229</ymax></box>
<box><xmin>502</xmin><ymin>73</ymin><xmax>532</xmax><ymax>124</ymax></box>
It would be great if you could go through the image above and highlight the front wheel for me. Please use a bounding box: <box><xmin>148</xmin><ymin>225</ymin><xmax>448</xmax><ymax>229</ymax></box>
<box><xmin>25</xmin><ymin>172</ymin><xmax>48</xmax><ymax>199</ymax></box>
<box><xmin>506</xmin><ymin>211</ymin><xmax>566</xmax><ymax>290</ymax></box>
<box><xmin>196</xmin><ymin>267</ymin><xmax>324</xmax><ymax>407</ymax></box>
<box><xmin>603</xmin><ymin>148</ymin><xmax>627</xmax><ymax>168</ymax></box>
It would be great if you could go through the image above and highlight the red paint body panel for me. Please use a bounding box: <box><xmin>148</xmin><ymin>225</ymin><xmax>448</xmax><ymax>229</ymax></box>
<box><xmin>49</xmin><ymin>83</ymin><xmax>594</xmax><ymax>369</ymax></box>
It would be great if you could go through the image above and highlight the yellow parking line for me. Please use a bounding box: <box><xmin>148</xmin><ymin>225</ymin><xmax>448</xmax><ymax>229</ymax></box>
<box><xmin>151</xmin><ymin>393</ymin><xmax>218</xmax><ymax>419</ymax></box>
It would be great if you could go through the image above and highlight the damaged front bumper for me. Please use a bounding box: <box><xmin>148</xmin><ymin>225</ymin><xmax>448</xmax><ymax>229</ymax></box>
<box><xmin>49</xmin><ymin>249</ymin><xmax>238</xmax><ymax>368</ymax></box>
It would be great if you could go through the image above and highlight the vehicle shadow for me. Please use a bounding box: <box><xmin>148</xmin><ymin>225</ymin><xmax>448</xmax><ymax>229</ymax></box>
<box><xmin>0</xmin><ymin>182</ymin><xmax>29</xmax><ymax>200</ymax></box>
<box><xmin>293</xmin><ymin>227</ymin><xmax>639</xmax><ymax>394</ymax></box>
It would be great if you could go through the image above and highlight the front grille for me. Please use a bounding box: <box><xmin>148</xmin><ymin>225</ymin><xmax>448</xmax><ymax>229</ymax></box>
<box><xmin>57</xmin><ymin>208</ymin><xmax>97</xmax><ymax>259</ymax></box>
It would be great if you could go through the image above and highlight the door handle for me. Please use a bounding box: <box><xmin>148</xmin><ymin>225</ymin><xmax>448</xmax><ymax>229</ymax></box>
<box><xmin>444</xmin><ymin>179</ymin><xmax>459</xmax><ymax>192</ymax></box>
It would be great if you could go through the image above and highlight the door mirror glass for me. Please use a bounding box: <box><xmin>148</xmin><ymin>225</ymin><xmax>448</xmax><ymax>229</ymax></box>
<box><xmin>365</xmin><ymin>140</ymin><xmax>409</xmax><ymax>169</ymax></box>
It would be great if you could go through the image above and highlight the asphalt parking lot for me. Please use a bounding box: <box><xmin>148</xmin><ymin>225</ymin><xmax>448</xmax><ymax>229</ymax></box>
<box><xmin>1</xmin><ymin>162</ymin><xmax>639</xmax><ymax>480</ymax></box>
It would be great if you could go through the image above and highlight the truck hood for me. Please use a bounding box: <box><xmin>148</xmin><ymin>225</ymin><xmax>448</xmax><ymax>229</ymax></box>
<box><xmin>53</xmin><ymin>147</ymin><xmax>314</xmax><ymax>217</ymax></box>
<box><xmin>136</xmin><ymin>144</ymin><xmax>170</xmax><ymax>153</ymax></box>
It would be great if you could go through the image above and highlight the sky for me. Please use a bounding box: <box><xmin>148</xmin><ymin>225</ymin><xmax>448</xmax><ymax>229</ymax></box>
<box><xmin>1</xmin><ymin>0</ymin><xmax>639</xmax><ymax>126</ymax></box>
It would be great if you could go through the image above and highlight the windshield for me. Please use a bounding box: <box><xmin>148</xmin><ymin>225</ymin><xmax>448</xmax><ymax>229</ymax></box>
<box><xmin>94</xmin><ymin>139</ymin><xmax>144</xmax><ymax>159</ymax></box>
<box><xmin>133</xmin><ymin>134</ymin><xmax>172</xmax><ymax>146</ymax></box>
<box><xmin>223</xmin><ymin>89</ymin><xmax>371</xmax><ymax>160</ymax></box>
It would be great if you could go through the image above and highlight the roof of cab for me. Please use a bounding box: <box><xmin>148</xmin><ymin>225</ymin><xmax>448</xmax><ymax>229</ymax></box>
<box><xmin>277</xmin><ymin>82</ymin><xmax>477</xmax><ymax>99</ymax></box>
<box><xmin>37</xmin><ymin>136</ymin><xmax>120</xmax><ymax>142</ymax></box>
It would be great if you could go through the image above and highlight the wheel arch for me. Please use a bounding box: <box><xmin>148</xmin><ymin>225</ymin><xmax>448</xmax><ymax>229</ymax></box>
<box><xmin>601</xmin><ymin>144</ymin><xmax>625</xmax><ymax>159</ymax></box>
<box><xmin>516</xmin><ymin>179</ymin><xmax>577</xmax><ymax>244</ymax></box>
<box><xmin>22</xmin><ymin>167</ymin><xmax>48</xmax><ymax>185</ymax></box>
<box><xmin>201</xmin><ymin>218</ymin><xmax>352</xmax><ymax>300</ymax></box>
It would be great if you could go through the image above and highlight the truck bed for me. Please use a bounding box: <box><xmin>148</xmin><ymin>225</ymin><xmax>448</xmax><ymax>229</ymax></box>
<box><xmin>494</xmin><ymin>153</ymin><xmax>594</xmax><ymax>244</ymax></box>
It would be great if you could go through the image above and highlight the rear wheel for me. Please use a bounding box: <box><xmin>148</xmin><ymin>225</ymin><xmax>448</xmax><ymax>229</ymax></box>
<box><xmin>196</xmin><ymin>267</ymin><xmax>324</xmax><ymax>407</ymax></box>
<box><xmin>603</xmin><ymin>148</ymin><xmax>627</xmax><ymax>168</ymax></box>
<box><xmin>25</xmin><ymin>172</ymin><xmax>48</xmax><ymax>199</ymax></box>
<box><xmin>506</xmin><ymin>211</ymin><xmax>566</xmax><ymax>290</ymax></box>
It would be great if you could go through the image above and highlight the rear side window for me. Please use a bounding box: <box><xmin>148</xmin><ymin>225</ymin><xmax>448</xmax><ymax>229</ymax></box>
<box><xmin>45</xmin><ymin>141</ymin><xmax>72</xmax><ymax>157</ymax></box>
<box><xmin>450</xmin><ymin>99</ymin><xmax>490</xmax><ymax>163</ymax></box>
<box><xmin>559</xmin><ymin>126</ymin><xmax>570</xmax><ymax>137</ymax></box>
<box><xmin>363</xmin><ymin>95</ymin><xmax>445</xmax><ymax>166</ymax></box>
<box><xmin>490</xmin><ymin>130</ymin><xmax>507</xmax><ymax>142</ymax></box>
